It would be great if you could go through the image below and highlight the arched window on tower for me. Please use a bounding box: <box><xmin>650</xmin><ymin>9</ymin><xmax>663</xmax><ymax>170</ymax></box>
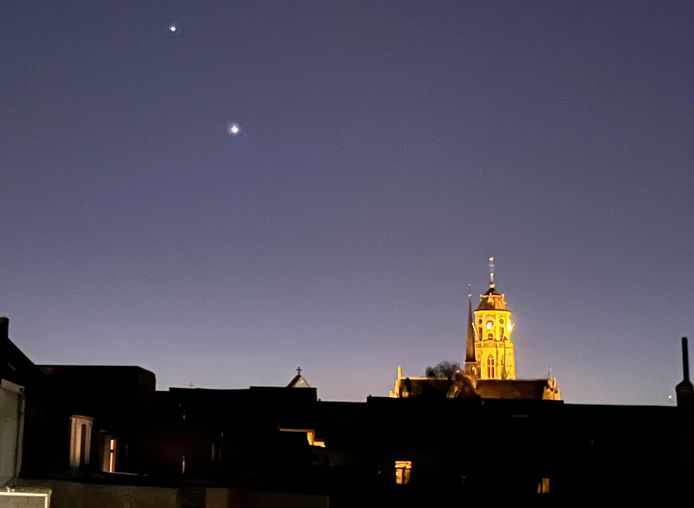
<box><xmin>487</xmin><ymin>356</ymin><xmax>496</xmax><ymax>378</ymax></box>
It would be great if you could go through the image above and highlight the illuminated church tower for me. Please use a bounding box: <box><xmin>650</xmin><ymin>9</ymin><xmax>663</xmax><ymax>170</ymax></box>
<box><xmin>468</xmin><ymin>257</ymin><xmax>516</xmax><ymax>380</ymax></box>
<box><xmin>392</xmin><ymin>256</ymin><xmax>560</xmax><ymax>400</ymax></box>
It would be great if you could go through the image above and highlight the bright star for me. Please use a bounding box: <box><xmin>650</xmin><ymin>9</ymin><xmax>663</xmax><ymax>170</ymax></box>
<box><xmin>227</xmin><ymin>123</ymin><xmax>241</xmax><ymax>136</ymax></box>
<box><xmin>169</xmin><ymin>24</ymin><xmax>177</xmax><ymax>33</ymax></box>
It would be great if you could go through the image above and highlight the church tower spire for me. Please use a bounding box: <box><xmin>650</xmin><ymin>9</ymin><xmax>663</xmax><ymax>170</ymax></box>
<box><xmin>464</xmin><ymin>288</ymin><xmax>480</xmax><ymax>379</ymax></box>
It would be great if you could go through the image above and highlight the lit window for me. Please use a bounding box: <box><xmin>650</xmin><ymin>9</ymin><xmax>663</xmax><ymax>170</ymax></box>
<box><xmin>101</xmin><ymin>435</ymin><xmax>117</xmax><ymax>472</ymax></box>
<box><xmin>108</xmin><ymin>438</ymin><xmax>116</xmax><ymax>472</ymax></box>
<box><xmin>306</xmin><ymin>430</ymin><xmax>325</xmax><ymax>447</ymax></box>
<box><xmin>279</xmin><ymin>427</ymin><xmax>325</xmax><ymax>447</ymax></box>
<box><xmin>394</xmin><ymin>460</ymin><xmax>412</xmax><ymax>485</ymax></box>
<box><xmin>487</xmin><ymin>356</ymin><xmax>496</xmax><ymax>378</ymax></box>
<box><xmin>69</xmin><ymin>415</ymin><xmax>93</xmax><ymax>469</ymax></box>
<box><xmin>537</xmin><ymin>477</ymin><xmax>550</xmax><ymax>494</ymax></box>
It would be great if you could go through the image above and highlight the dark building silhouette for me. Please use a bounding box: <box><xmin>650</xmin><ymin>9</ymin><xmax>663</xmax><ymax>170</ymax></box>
<box><xmin>2</xmin><ymin>316</ymin><xmax>694</xmax><ymax>507</ymax></box>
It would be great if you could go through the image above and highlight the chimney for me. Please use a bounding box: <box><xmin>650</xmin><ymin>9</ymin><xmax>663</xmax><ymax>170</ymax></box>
<box><xmin>0</xmin><ymin>317</ymin><xmax>8</xmax><ymax>341</ymax></box>
<box><xmin>0</xmin><ymin>318</ymin><xmax>7</xmax><ymax>379</ymax></box>
<box><xmin>676</xmin><ymin>337</ymin><xmax>694</xmax><ymax>408</ymax></box>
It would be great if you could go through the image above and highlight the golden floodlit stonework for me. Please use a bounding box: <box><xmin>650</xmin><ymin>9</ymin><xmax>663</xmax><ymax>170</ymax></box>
<box><xmin>391</xmin><ymin>257</ymin><xmax>561</xmax><ymax>401</ymax></box>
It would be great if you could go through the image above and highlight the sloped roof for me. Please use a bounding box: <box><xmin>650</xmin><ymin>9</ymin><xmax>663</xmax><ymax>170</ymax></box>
<box><xmin>476</xmin><ymin>379</ymin><xmax>555</xmax><ymax>400</ymax></box>
<box><xmin>397</xmin><ymin>375</ymin><xmax>560</xmax><ymax>401</ymax></box>
<box><xmin>396</xmin><ymin>377</ymin><xmax>453</xmax><ymax>398</ymax></box>
<box><xmin>287</xmin><ymin>368</ymin><xmax>311</xmax><ymax>388</ymax></box>
<box><xmin>475</xmin><ymin>288</ymin><xmax>508</xmax><ymax>311</ymax></box>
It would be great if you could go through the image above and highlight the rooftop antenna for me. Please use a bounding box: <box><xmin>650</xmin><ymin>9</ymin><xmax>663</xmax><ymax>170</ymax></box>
<box><xmin>488</xmin><ymin>256</ymin><xmax>496</xmax><ymax>288</ymax></box>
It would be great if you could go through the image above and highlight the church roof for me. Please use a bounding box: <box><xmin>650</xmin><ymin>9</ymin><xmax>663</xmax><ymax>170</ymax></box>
<box><xmin>395</xmin><ymin>377</ymin><xmax>452</xmax><ymax>398</ymax></box>
<box><xmin>396</xmin><ymin>375</ymin><xmax>561</xmax><ymax>401</ymax></box>
<box><xmin>483</xmin><ymin>286</ymin><xmax>501</xmax><ymax>296</ymax></box>
<box><xmin>475</xmin><ymin>285</ymin><xmax>508</xmax><ymax>311</ymax></box>
<box><xmin>287</xmin><ymin>367</ymin><xmax>311</xmax><ymax>388</ymax></box>
<box><xmin>476</xmin><ymin>379</ymin><xmax>557</xmax><ymax>400</ymax></box>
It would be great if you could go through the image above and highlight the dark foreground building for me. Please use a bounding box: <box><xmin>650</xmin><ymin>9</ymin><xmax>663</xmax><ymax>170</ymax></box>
<box><xmin>2</xmin><ymin>316</ymin><xmax>694</xmax><ymax>507</ymax></box>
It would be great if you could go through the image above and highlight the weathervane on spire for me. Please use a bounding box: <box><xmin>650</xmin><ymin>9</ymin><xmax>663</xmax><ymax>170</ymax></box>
<box><xmin>488</xmin><ymin>256</ymin><xmax>495</xmax><ymax>287</ymax></box>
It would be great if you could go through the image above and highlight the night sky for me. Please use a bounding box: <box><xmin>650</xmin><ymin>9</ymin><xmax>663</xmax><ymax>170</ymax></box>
<box><xmin>2</xmin><ymin>1</ymin><xmax>693</xmax><ymax>405</ymax></box>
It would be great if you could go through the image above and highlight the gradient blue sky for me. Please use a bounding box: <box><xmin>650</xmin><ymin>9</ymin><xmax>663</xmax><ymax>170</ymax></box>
<box><xmin>2</xmin><ymin>1</ymin><xmax>693</xmax><ymax>405</ymax></box>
